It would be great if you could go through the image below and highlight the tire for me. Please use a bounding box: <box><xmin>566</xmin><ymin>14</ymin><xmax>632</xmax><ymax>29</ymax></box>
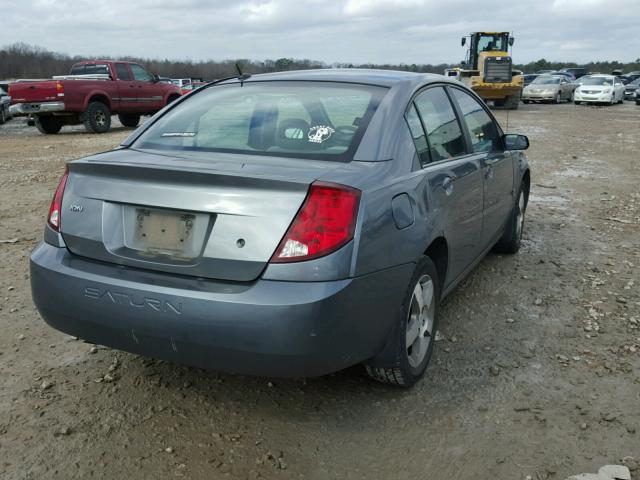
<box><xmin>574</xmin><ymin>101</ymin><xmax>581</xmax><ymax>105</ymax></box>
<box><xmin>365</xmin><ymin>256</ymin><xmax>440</xmax><ymax>388</ymax></box>
<box><xmin>523</xmin><ymin>100</ymin><xmax>530</xmax><ymax>104</ymax></box>
<box><xmin>118</xmin><ymin>113</ymin><xmax>140</xmax><ymax>128</ymax></box>
<box><xmin>166</xmin><ymin>95</ymin><xmax>180</xmax><ymax>105</ymax></box>
<box><xmin>636</xmin><ymin>100</ymin><xmax>640</xmax><ymax>106</ymax></box>
<box><xmin>0</xmin><ymin>106</ymin><xmax>6</xmax><ymax>125</ymax></box>
<box><xmin>494</xmin><ymin>185</ymin><xmax>527</xmax><ymax>254</ymax></box>
<box><xmin>554</xmin><ymin>92</ymin><xmax>561</xmax><ymax>104</ymax></box>
<box><xmin>35</xmin><ymin>115</ymin><xmax>63</xmax><ymax>134</ymax></box>
<box><xmin>609</xmin><ymin>95</ymin><xmax>615</xmax><ymax>106</ymax></box>
<box><xmin>504</xmin><ymin>94</ymin><xmax>520</xmax><ymax>110</ymax></box>
<box><xmin>83</xmin><ymin>102</ymin><xmax>111</xmax><ymax>133</ymax></box>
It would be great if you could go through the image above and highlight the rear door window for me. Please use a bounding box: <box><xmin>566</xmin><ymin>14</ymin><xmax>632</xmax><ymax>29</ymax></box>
<box><xmin>405</xmin><ymin>104</ymin><xmax>430</xmax><ymax>167</ymax></box>
<box><xmin>449</xmin><ymin>88</ymin><xmax>501</xmax><ymax>153</ymax></box>
<box><xmin>414</xmin><ymin>87</ymin><xmax>467</xmax><ymax>162</ymax></box>
<box><xmin>115</xmin><ymin>63</ymin><xmax>132</xmax><ymax>81</ymax></box>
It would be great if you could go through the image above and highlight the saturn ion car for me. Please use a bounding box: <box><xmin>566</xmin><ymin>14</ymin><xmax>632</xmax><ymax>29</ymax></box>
<box><xmin>522</xmin><ymin>75</ymin><xmax>577</xmax><ymax>104</ymax></box>
<box><xmin>574</xmin><ymin>75</ymin><xmax>625</xmax><ymax>105</ymax></box>
<box><xmin>30</xmin><ymin>70</ymin><xmax>530</xmax><ymax>387</ymax></box>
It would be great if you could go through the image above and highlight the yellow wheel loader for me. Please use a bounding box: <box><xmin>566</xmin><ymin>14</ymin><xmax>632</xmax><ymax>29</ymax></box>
<box><xmin>446</xmin><ymin>32</ymin><xmax>523</xmax><ymax>110</ymax></box>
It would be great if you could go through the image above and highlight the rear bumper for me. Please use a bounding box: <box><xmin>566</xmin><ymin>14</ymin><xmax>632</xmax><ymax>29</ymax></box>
<box><xmin>10</xmin><ymin>101</ymin><xmax>66</xmax><ymax>116</ymax></box>
<box><xmin>30</xmin><ymin>242</ymin><xmax>412</xmax><ymax>377</ymax></box>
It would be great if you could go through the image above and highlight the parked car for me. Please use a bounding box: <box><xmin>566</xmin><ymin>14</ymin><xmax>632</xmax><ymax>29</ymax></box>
<box><xmin>0</xmin><ymin>86</ymin><xmax>11</xmax><ymax>124</ymax></box>
<box><xmin>550</xmin><ymin>71</ymin><xmax>577</xmax><ymax>81</ymax></box>
<box><xmin>559</xmin><ymin>67</ymin><xmax>587</xmax><ymax>79</ymax></box>
<box><xmin>522</xmin><ymin>75</ymin><xmax>577</xmax><ymax>103</ymax></box>
<box><xmin>522</xmin><ymin>74</ymin><xmax>539</xmax><ymax>87</ymax></box>
<box><xmin>620</xmin><ymin>74</ymin><xmax>640</xmax><ymax>85</ymax></box>
<box><xmin>30</xmin><ymin>70</ymin><xmax>531</xmax><ymax>387</ymax></box>
<box><xmin>574</xmin><ymin>75</ymin><xmax>625</xmax><ymax>105</ymax></box>
<box><xmin>9</xmin><ymin>60</ymin><xmax>181</xmax><ymax>134</ymax></box>
<box><xmin>180</xmin><ymin>82</ymin><xmax>207</xmax><ymax>95</ymax></box>
<box><xmin>624</xmin><ymin>78</ymin><xmax>640</xmax><ymax>100</ymax></box>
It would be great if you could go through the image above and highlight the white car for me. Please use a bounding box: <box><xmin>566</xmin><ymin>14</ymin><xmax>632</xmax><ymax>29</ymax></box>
<box><xmin>574</xmin><ymin>75</ymin><xmax>625</xmax><ymax>105</ymax></box>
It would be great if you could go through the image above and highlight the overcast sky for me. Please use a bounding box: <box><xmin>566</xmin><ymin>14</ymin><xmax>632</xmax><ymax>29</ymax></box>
<box><xmin>3</xmin><ymin>0</ymin><xmax>640</xmax><ymax>65</ymax></box>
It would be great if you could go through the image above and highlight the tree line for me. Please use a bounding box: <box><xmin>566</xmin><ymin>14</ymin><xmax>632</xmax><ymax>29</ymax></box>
<box><xmin>1</xmin><ymin>42</ymin><xmax>639</xmax><ymax>81</ymax></box>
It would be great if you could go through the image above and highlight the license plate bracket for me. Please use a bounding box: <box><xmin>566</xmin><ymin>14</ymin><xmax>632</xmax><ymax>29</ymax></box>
<box><xmin>133</xmin><ymin>208</ymin><xmax>195</xmax><ymax>257</ymax></box>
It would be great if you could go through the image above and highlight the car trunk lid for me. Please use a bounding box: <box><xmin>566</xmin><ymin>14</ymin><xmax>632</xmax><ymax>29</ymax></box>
<box><xmin>60</xmin><ymin>149</ymin><xmax>339</xmax><ymax>282</ymax></box>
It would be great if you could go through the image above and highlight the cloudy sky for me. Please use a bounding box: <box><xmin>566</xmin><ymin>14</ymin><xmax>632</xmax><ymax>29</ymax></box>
<box><xmin>3</xmin><ymin>0</ymin><xmax>640</xmax><ymax>64</ymax></box>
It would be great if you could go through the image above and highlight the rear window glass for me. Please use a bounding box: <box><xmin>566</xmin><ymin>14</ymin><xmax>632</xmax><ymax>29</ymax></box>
<box><xmin>70</xmin><ymin>64</ymin><xmax>110</xmax><ymax>76</ymax></box>
<box><xmin>134</xmin><ymin>81</ymin><xmax>387</xmax><ymax>161</ymax></box>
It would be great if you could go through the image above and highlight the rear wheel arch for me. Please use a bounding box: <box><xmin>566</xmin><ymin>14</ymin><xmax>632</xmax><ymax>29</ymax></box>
<box><xmin>85</xmin><ymin>94</ymin><xmax>111</xmax><ymax>111</ymax></box>
<box><xmin>424</xmin><ymin>236</ymin><xmax>448</xmax><ymax>292</ymax></box>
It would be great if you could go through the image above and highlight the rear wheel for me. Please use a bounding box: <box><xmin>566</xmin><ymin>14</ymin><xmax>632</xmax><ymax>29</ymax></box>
<box><xmin>0</xmin><ymin>106</ymin><xmax>6</xmax><ymax>125</ymax></box>
<box><xmin>495</xmin><ymin>185</ymin><xmax>527</xmax><ymax>254</ymax></box>
<box><xmin>365</xmin><ymin>256</ymin><xmax>440</xmax><ymax>388</ymax></box>
<box><xmin>83</xmin><ymin>102</ymin><xmax>111</xmax><ymax>133</ymax></box>
<box><xmin>117</xmin><ymin>113</ymin><xmax>140</xmax><ymax>128</ymax></box>
<box><xmin>35</xmin><ymin>115</ymin><xmax>63</xmax><ymax>134</ymax></box>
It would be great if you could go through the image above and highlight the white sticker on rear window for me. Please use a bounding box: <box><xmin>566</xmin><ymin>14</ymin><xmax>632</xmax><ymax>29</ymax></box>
<box><xmin>308</xmin><ymin>125</ymin><xmax>335</xmax><ymax>144</ymax></box>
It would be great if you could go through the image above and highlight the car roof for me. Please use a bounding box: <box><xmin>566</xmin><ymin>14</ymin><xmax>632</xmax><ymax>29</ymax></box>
<box><xmin>218</xmin><ymin>68</ymin><xmax>447</xmax><ymax>88</ymax></box>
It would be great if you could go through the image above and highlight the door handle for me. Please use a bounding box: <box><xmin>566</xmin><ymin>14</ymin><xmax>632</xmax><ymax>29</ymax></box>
<box><xmin>441</xmin><ymin>175</ymin><xmax>456</xmax><ymax>195</ymax></box>
<box><xmin>485</xmin><ymin>157</ymin><xmax>500</xmax><ymax>166</ymax></box>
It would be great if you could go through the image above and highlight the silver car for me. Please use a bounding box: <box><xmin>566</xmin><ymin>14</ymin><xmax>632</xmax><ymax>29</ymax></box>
<box><xmin>522</xmin><ymin>75</ymin><xmax>577</xmax><ymax>104</ymax></box>
<box><xmin>30</xmin><ymin>70</ymin><xmax>531</xmax><ymax>387</ymax></box>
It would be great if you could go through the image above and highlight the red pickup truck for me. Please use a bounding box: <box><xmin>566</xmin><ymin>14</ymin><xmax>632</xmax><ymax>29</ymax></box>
<box><xmin>9</xmin><ymin>60</ymin><xmax>181</xmax><ymax>134</ymax></box>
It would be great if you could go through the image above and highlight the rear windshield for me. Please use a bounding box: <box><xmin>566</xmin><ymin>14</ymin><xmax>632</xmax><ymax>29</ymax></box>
<box><xmin>531</xmin><ymin>76</ymin><xmax>561</xmax><ymax>85</ymax></box>
<box><xmin>70</xmin><ymin>64</ymin><xmax>111</xmax><ymax>76</ymax></box>
<box><xmin>134</xmin><ymin>81</ymin><xmax>387</xmax><ymax>161</ymax></box>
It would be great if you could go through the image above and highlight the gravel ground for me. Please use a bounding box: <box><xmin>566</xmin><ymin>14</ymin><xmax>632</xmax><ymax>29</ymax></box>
<box><xmin>0</xmin><ymin>103</ymin><xmax>638</xmax><ymax>480</ymax></box>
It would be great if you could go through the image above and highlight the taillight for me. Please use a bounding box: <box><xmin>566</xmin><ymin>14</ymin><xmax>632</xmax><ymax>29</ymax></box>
<box><xmin>271</xmin><ymin>182</ymin><xmax>360</xmax><ymax>263</ymax></box>
<box><xmin>48</xmin><ymin>167</ymin><xmax>69</xmax><ymax>231</ymax></box>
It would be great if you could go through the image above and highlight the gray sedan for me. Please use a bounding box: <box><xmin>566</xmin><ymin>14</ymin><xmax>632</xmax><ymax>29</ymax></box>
<box><xmin>522</xmin><ymin>75</ymin><xmax>577</xmax><ymax>103</ymax></box>
<box><xmin>30</xmin><ymin>70</ymin><xmax>530</xmax><ymax>387</ymax></box>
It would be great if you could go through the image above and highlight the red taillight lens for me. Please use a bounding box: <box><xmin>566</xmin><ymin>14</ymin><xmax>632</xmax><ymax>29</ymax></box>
<box><xmin>271</xmin><ymin>181</ymin><xmax>361</xmax><ymax>263</ymax></box>
<box><xmin>48</xmin><ymin>167</ymin><xmax>69</xmax><ymax>231</ymax></box>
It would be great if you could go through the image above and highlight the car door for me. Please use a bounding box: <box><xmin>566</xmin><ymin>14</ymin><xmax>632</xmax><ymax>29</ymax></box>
<box><xmin>130</xmin><ymin>64</ymin><xmax>164</xmax><ymax>111</ymax></box>
<box><xmin>559</xmin><ymin>78</ymin><xmax>571</xmax><ymax>100</ymax></box>
<box><xmin>113</xmin><ymin>62</ymin><xmax>136</xmax><ymax>111</ymax></box>
<box><xmin>448</xmin><ymin>87</ymin><xmax>514</xmax><ymax>248</ymax></box>
<box><xmin>410</xmin><ymin>86</ymin><xmax>484</xmax><ymax>282</ymax></box>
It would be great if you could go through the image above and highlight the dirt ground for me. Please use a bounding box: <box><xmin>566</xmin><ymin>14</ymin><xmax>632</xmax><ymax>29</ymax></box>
<box><xmin>0</xmin><ymin>102</ymin><xmax>638</xmax><ymax>480</ymax></box>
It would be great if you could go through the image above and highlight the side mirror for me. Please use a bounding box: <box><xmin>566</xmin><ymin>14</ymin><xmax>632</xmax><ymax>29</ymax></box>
<box><xmin>503</xmin><ymin>134</ymin><xmax>529</xmax><ymax>151</ymax></box>
<box><xmin>152</xmin><ymin>74</ymin><xmax>160</xmax><ymax>83</ymax></box>
<box><xmin>461</xmin><ymin>37</ymin><xmax>466</xmax><ymax>47</ymax></box>
<box><xmin>509</xmin><ymin>37</ymin><xmax>515</xmax><ymax>46</ymax></box>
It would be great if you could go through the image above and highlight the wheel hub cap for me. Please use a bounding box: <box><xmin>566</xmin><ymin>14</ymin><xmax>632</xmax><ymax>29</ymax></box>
<box><xmin>406</xmin><ymin>275</ymin><xmax>435</xmax><ymax>368</ymax></box>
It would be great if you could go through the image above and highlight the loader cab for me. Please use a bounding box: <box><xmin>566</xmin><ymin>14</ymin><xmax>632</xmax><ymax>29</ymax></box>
<box><xmin>462</xmin><ymin>32</ymin><xmax>513</xmax><ymax>70</ymax></box>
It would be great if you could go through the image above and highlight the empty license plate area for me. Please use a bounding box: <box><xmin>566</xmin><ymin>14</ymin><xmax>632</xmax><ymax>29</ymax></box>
<box><xmin>131</xmin><ymin>208</ymin><xmax>197</xmax><ymax>258</ymax></box>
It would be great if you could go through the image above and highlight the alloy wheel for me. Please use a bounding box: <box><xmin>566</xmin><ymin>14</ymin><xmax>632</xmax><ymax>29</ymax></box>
<box><xmin>406</xmin><ymin>275</ymin><xmax>436</xmax><ymax>368</ymax></box>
